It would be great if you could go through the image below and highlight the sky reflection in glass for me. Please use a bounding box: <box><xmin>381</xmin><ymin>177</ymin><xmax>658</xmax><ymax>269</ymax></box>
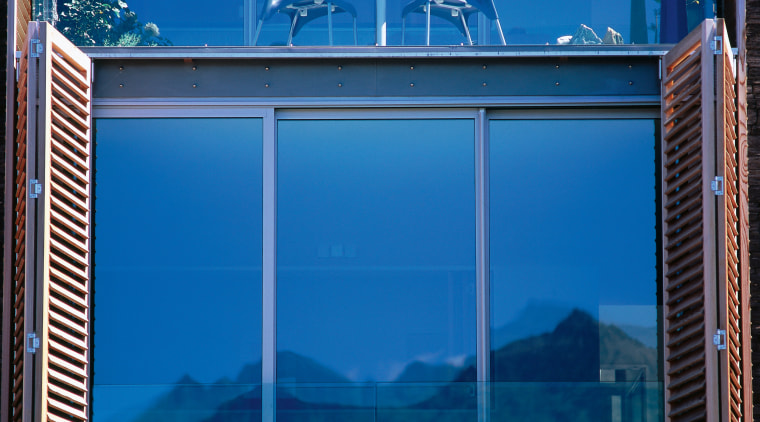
<box><xmin>92</xmin><ymin>118</ymin><xmax>263</xmax><ymax>422</ymax></box>
<box><xmin>277</xmin><ymin>119</ymin><xmax>476</xmax><ymax>384</ymax></box>
<box><xmin>489</xmin><ymin>119</ymin><xmax>659</xmax><ymax>384</ymax></box>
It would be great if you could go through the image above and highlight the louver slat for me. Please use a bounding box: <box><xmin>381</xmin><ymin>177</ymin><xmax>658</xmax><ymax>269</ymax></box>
<box><xmin>661</xmin><ymin>19</ymin><xmax>750</xmax><ymax>422</ymax></box>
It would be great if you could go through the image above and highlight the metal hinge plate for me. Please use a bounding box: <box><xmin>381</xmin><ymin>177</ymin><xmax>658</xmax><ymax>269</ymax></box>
<box><xmin>711</xmin><ymin>176</ymin><xmax>724</xmax><ymax>196</ymax></box>
<box><xmin>711</xmin><ymin>36</ymin><xmax>723</xmax><ymax>55</ymax></box>
<box><xmin>27</xmin><ymin>333</ymin><xmax>40</xmax><ymax>353</ymax></box>
<box><xmin>658</xmin><ymin>58</ymin><xmax>662</xmax><ymax>81</ymax></box>
<box><xmin>30</xmin><ymin>39</ymin><xmax>43</xmax><ymax>58</ymax></box>
<box><xmin>15</xmin><ymin>51</ymin><xmax>21</xmax><ymax>82</ymax></box>
<box><xmin>713</xmin><ymin>329</ymin><xmax>726</xmax><ymax>350</ymax></box>
<box><xmin>29</xmin><ymin>179</ymin><xmax>42</xmax><ymax>199</ymax></box>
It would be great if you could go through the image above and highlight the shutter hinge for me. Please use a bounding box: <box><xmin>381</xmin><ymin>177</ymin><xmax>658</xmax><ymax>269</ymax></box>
<box><xmin>15</xmin><ymin>51</ymin><xmax>21</xmax><ymax>82</ymax></box>
<box><xmin>26</xmin><ymin>333</ymin><xmax>40</xmax><ymax>353</ymax></box>
<box><xmin>30</xmin><ymin>39</ymin><xmax>43</xmax><ymax>58</ymax></box>
<box><xmin>710</xmin><ymin>176</ymin><xmax>724</xmax><ymax>195</ymax></box>
<box><xmin>658</xmin><ymin>58</ymin><xmax>662</xmax><ymax>81</ymax></box>
<box><xmin>29</xmin><ymin>179</ymin><xmax>42</xmax><ymax>199</ymax></box>
<box><xmin>711</xmin><ymin>36</ymin><xmax>723</xmax><ymax>55</ymax></box>
<box><xmin>713</xmin><ymin>329</ymin><xmax>726</xmax><ymax>350</ymax></box>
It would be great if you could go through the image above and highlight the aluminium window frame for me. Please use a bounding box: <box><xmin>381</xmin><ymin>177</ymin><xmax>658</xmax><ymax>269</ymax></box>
<box><xmin>91</xmin><ymin>104</ymin><xmax>662</xmax><ymax>422</ymax></box>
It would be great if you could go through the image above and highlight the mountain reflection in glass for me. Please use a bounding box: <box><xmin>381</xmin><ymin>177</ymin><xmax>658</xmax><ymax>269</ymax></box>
<box><xmin>92</xmin><ymin>119</ymin><xmax>263</xmax><ymax>422</ymax></box>
<box><xmin>277</xmin><ymin>119</ymin><xmax>477</xmax><ymax>420</ymax></box>
<box><xmin>489</xmin><ymin>119</ymin><xmax>662</xmax><ymax>421</ymax></box>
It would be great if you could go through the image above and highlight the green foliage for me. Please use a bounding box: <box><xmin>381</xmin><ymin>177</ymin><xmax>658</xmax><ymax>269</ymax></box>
<box><xmin>57</xmin><ymin>0</ymin><xmax>171</xmax><ymax>46</ymax></box>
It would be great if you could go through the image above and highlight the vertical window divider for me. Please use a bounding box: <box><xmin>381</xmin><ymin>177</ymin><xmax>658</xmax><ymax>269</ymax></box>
<box><xmin>244</xmin><ymin>0</ymin><xmax>257</xmax><ymax>46</ymax></box>
<box><xmin>475</xmin><ymin>108</ymin><xmax>490</xmax><ymax>422</ymax></box>
<box><xmin>262</xmin><ymin>109</ymin><xmax>277</xmax><ymax>422</ymax></box>
<box><xmin>376</xmin><ymin>0</ymin><xmax>387</xmax><ymax>46</ymax></box>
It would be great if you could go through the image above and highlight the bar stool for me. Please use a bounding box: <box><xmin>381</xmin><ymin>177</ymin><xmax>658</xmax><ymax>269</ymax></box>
<box><xmin>401</xmin><ymin>0</ymin><xmax>506</xmax><ymax>45</ymax></box>
<box><xmin>253</xmin><ymin>0</ymin><xmax>358</xmax><ymax>46</ymax></box>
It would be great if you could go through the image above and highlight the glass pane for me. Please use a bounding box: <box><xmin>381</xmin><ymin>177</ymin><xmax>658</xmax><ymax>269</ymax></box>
<box><xmin>490</xmin><ymin>381</ymin><xmax>663</xmax><ymax>421</ymax></box>
<box><xmin>109</xmin><ymin>0</ymin><xmax>245</xmax><ymax>45</ymax></box>
<box><xmin>51</xmin><ymin>0</ymin><xmax>715</xmax><ymax>46</ymax></box>
<box><xmin>92</xmin><ymin>118</ymin><xmax>263</xmax><ymax>422</ymax></box>
<box><xmin>277</xmin><ymin>118</ymin><xmax>476</xmax><ymax>419</ymax></box>
<box><xmin>493</xmin><ymin>0</ymin><xmax>712</xmax><ymax>44</ymax></box>
<box><xmin>276</xmin><ymin>382</ymin><xmax>478</xmax><ymax>421</ymax></box>
<box><xmin>489</xmin><ymin>119</ymin><xmax>662</xmax><ymax>420</ymax></box>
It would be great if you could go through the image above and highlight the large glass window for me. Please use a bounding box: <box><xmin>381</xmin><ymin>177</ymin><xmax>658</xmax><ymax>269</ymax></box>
<box><xmin>49</xmin><ymin>0</ymin><xmax>714</xmax><ymax>46</ymax></box>
<box><xmin>91</xmin><ymin>118</ymin><xmax>263</xmax><ymax>422</ymax></box>
<box><xmin>88</xmin><ymin>111</ymin><xmax>663</xmax><ymax>421</ymax></box>
<box><xmin>276</xmin><ymin>118</ymin><xmax>477</xmax><ymax>420</ymax></box>
<box><xmin>489</xmin><ymin>118</ymin><xmax>661</xmax><ymax>421</ymax></box>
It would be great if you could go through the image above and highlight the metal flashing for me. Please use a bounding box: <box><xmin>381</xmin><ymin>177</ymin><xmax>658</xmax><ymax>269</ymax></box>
<box><xmin>81</xmin><ymin>45</ymin><xmax>672</xmax><ymax>60</ymax></box>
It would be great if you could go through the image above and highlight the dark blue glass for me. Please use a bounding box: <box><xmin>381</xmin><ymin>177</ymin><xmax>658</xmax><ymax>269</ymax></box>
<box><xmin>276</xmin><ymin>118</ymin><xmax>476</xmax><ymax>419</ymax></box>
<box><xmin>92</xmin><ymin>118</ymin><xmax>263</xmax><ymax>422</ymax></box>
<box><xmin>489</xmin><ymin>119</ymin><xmax>661</xmax><ymax>420</ymax></box>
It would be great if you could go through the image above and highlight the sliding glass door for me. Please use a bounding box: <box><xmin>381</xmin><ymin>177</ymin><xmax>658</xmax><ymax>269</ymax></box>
<box><xmin>276</xmin><ymin>115</ymin><xmax>478</xmax><ymax>420</ymax></box>
<box><xmin>90</xmin><ymin>109</ymin><xmax>663</xmax><ymax>421</ymax></box>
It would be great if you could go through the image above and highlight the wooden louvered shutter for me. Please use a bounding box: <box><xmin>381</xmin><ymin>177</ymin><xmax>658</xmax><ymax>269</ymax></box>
<box><xmin>6</xmin><ymin>21</ymin><xmax>92</xmax><ymax>422</ymax></box>
<box><xmin>661</xmin><ymin>18</ymin><xmax>750</xmax><ymax>422</ymax></box>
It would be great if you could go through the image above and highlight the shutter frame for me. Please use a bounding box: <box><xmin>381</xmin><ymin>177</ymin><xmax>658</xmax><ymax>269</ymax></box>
<box><xmin>714</xmin><ymin>21</ymin><xmax>752</xmax><ymax>422</ymax></box>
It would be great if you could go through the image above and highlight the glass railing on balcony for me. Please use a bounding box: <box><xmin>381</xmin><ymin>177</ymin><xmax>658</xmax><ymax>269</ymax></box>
<box><xmin>40</xmin><ymin>0</ymin><xmax>715</xmax><ymax>47</ymax></box>
<box><xmin>92</xmin><ymin>381</ymin><xmax>663</xmax><ymax>421</ymax></box>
